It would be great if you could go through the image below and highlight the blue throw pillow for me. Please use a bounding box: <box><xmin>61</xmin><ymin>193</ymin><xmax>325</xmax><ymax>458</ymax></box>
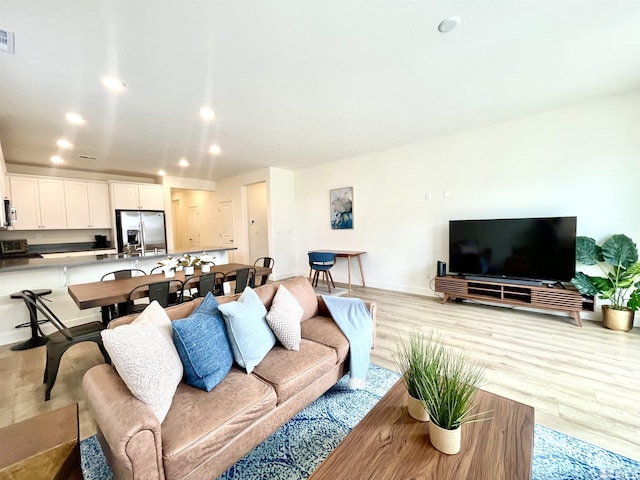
<box><xmin>172</xmin><ymin>292</ymin><xmax>233</xmax><ymax>392</ymax></box>
<box><xmin>218</xmin><ymin>287</ymin><xmax>276</xmax><ymax>374</ymax></box>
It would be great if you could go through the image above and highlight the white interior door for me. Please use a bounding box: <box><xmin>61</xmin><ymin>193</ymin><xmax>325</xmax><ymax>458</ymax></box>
<box><xmin>219</xmin><ymin>200</ymin><xmax>235</xmax><ymax>262</ymax></box>
<box><xmin>188</xmin><ymin>205</ymin><xmax>201</xmax><ymax>248</ymax></box>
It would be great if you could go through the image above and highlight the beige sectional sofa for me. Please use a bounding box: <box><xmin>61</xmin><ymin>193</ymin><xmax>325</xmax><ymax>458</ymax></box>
<box><xmin>83</xmin><ymin>276</ymin><xmax>376</xmax><ymax>480</ymax></box>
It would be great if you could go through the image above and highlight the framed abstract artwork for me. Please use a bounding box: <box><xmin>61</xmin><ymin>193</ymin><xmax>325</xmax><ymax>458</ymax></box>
<box><xmin>330</xmin><ymin>187</ymin><xmax>353</xmax><ymax>230</ymax></box>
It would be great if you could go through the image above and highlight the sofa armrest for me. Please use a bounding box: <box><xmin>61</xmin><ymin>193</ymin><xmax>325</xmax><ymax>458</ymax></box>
<box><xmin>316</xmin><ymin>296</ymin><xmax>377</xmax><ymax>349</ymax></box>
<box><xmin>83</xmin><ymin>364</ymin><xmax>164</xmax><ymax>480</ymax></box>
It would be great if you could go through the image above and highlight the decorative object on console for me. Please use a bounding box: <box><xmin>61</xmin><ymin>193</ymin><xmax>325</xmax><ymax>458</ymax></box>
<box><xmin>412</xmin><ymin>333</ymin><xmax>492</xmax><ymax>455</ymax></box>
<box><xmin>393</xmin><ymin>331</ymin><xmax>436</xmax><ymax>422</ymax></box>
<box><xmin>330</xmin><ymin>186</ymin><xmax>353</xmax><ymax>230</ymax></box>
<box><xmin>572</xmin><ymin>234</ymin><xmax>640</xmax><ymax>331</ymax></box>
<box><xmin>157</xmin><ymin>256</ymin><xmax>178</xmax><ymax>278</ymax></box>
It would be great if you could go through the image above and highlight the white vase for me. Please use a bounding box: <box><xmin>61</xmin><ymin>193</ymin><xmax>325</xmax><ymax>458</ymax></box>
<box><xmin>407</xmin><ymin>392</ymin><xmax>429</xmax><ymax>422</ymax></box>
<box><xmin>164</xmin><ymin>269</ymin><xmax>175</xmax><ymax>279</ymax></box>
<box><xmin>201</xmin><ymin>264</ymin><xmax>211</xmax><ymax>273</ymax></box>
<box><xmin>184</xmin><ymin>266</ymin><xmax>195</xmax><ymax>275</ymax></box>
<box><xmin>429</xmin><ymin>422</ymin><xmax>461</xmax><ymax>455</ymax></box>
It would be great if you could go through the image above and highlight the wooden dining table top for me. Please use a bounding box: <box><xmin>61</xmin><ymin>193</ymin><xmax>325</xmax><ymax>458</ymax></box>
<box><xmin>67</xmin><ymin>263</ymin><xmax>271</xmax><ymax>310</ymax></box>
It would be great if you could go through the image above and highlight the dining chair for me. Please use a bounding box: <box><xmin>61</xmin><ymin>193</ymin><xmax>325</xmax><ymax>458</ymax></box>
<box><xmin>308</xmin><ymin>252</ymin><xmax>336</xmax><ymax>293</ymax></box>
<box><xmin>19</xmin><ymin>290</ymin><xmax>110</xmax><ymax>401</ymax></box>
<box><xmin>222</xmin><ymin>267</ymin><xmax>256</xmax><ymax>294</ymax></box>
<box><xmin>126</xmin><ymin>279</ymin><xmax>185</xmax><ymax>314</ymax></box>
<box><xmin>100</xmin><ymin>268</ymin><xmax>147</xmax><ymax>323</ymax></box>
<box><xmin>253</xmin><ymin>257</ymin><xmax>274</xmax><ymax>286</ymax></box>
<box><xmin>184</xmin><ymin>272</ymin><xmax>225</xmax><ymax>298</ymax></box>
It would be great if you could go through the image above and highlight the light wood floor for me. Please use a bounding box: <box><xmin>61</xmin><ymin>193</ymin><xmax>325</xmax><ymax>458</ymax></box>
<box><xmin>1</xmin><ymin>285</ymin><xmax>638</xmax><ymax>462</ymax></box>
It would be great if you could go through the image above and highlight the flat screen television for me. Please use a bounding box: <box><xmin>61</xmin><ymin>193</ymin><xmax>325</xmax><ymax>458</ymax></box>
<box><xmin>448</xmin><ymin>216</ymin><xmax>577</xmax><ymax>283</ymax></box>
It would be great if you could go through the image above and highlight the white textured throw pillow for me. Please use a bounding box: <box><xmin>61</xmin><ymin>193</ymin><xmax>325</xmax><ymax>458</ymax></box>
<box><xmin>101</xmin><ymin>301</ymin><xmax>183</xmax><ymax>423</ymax></box>
<box><xmin>266</xmin><ymin>285</ymin><xmax>303</xmax><ymax>350</ymax></box>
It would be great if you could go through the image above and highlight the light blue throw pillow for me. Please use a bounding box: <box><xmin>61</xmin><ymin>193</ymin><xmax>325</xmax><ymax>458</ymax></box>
<box><xmin>218</xmin><ymin>287</ymin><xmax>276</xmax><ymax>374</ymax></box>
<box><xmin>172</xmin><ymin>292</ymin><xmax>233</xmax><ymax>392</ymax></box>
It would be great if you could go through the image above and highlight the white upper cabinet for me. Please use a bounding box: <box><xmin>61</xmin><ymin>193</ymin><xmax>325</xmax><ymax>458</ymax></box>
<box><xmin>10</xmin><ymin>175</ymin><xmax>66</xmax><ymax>230</ymax></box>
<box><xmin>64</xmin><ymin>180</ymin><xmax>111</xmax><ymax>229</ymax></box>
<box><xmin>111</xmin><ymin>182</ymin><xmax>164</xmax><ymax>210</ymax></box>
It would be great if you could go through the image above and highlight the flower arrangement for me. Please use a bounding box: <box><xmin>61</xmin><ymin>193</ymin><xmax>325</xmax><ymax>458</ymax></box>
<box><xmin>158</xmin><ymin>256</ymin><xmax>178</xmax><ymax>271</ymax></box>
<box><xmin>179</xmin><ymin>253</ymin><xmax>200</xmax><ymax>268</ymax></box>
<box><xmin>198</xmin><ymin>252</ymin><xmax>215</xmax><ymax>265</ymax></box>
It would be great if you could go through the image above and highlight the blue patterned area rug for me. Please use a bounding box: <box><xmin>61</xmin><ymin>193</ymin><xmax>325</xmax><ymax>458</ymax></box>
<box><xmin>81</xmin><ymin>365</ymin><xmax>640</xmax><ymax>480</ymax></box>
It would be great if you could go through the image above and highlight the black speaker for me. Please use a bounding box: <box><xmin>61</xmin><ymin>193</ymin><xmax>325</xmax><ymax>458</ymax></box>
<box><xmin>437</xmin><ymin>260</ymin><xmax>446</xmax><ymax>277</ymax></box>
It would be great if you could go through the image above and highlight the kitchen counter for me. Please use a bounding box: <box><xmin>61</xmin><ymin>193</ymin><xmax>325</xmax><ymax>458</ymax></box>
<box><xmin>0</xmin><ymin>246</ymin><xmax>237</xmax><ymax>273</ymax></box>
<box><xmin>0</xmin><ymin>245</ymin><xmax>237</xmax><ymax>346</ymax></box>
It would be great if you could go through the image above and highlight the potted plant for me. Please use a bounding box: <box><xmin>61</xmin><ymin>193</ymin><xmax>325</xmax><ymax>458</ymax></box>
<box><xmin>394</xmin><ymin>332</ymin><xmax>442</xmax><ymax>422</ymax></box>
<box><xmin>572</xmin><ymin>234</ymin><xmax>640</xmax><ymax>331</ymax></box>
<box><xmin>157</xmin><ymin>256</ymin><xmax>178</xmax><ymax>278</ymax></box>
<box><xmin>413</xmin><ymin>336</ymin><xmax>491</xmax><ymax>454</ymax></box>
<box><xmin>198</xmin><ymin>252</ymin><xmax>216</xmax><ymax>273</ymax></box>
<box><xmin>179</xmin><ymin>254</ymin><xmax>199</xmax><ymax>275</ymax></box>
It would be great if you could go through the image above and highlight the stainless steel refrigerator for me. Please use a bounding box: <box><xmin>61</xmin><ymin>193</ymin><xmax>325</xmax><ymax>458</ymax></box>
<box><xmin>115</xmin><ymin>210</ymin><xmax>167</xmax><ymax>256</ymax></box>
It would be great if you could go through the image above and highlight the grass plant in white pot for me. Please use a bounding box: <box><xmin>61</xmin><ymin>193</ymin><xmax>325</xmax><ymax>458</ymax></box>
<box><xmin>413</xmin><ymin>337</ymin><xmax>491</xmax><ymax>454</ymax></box>
<box><xmin>394</xmin><ymin>332</ymin><xmax>443</xmax><ymax>422</ymax></box>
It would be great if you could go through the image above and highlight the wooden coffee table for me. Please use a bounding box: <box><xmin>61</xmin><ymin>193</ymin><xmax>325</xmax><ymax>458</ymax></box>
<box><xmin>0</xmin><ymin>403</ymin><xmax>82</xmax><ymax>479</ymax></box>
<box><xmin>309</xmin><ymin>379</ymin><xmax>534</xmax><ymax>480</ymax></box>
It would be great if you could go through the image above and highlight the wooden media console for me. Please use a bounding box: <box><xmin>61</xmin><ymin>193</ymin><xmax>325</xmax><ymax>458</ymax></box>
<box><xmin>434</xmin><ymin>276</ymin><xmax>594</xmax><ymax>326</ymax></box>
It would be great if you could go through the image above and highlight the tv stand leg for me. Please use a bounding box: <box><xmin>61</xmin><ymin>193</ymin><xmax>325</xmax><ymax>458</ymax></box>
<box><xmin>442</xmin><ymin>293</ymin><xmax>451</xmax><ymax>304</ymax></box>
<box><xmin>571</xmin><ymin>311</ymin><xmax>583</xmax><ymax>327</ymax></box>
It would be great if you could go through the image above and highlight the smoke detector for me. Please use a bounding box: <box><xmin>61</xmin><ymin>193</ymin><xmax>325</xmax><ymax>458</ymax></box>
<box><xmin>0</xmin><ymin>29</ymin><xmax>15</xmax><ymax>54</ymax></box>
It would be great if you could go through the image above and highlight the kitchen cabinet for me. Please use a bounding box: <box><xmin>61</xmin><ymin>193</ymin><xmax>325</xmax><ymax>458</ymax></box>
<box><xmin>64</xmin><ymin>180</ymin><xmax>111</xmax><ymax>229</ymax></box>
<box><xmin>110</xmin><ymin>182</ymin><xmax>164</xmax><ymax>210</ymax></box>
<box><xmin>9</xmin><ymin>175</ymin><xmax>66</xmax><ymax>230</ymax></box>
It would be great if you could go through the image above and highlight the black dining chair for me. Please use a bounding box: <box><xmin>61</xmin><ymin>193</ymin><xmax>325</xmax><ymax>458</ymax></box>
<box><xmin>253</xmin><ymin>257</ymin><xmax>274</xmax><ymax>286</ymax></box>
<box><xmin>126</xmin><ymin>279</ymin><xmax>185</xmax><ymax>314</ymax></box>
<box><xmin>184</xmin><ymin>272</ymin><xmax>225</xmax><ymax>298</ymax></box>
<box><xmin>19</xmin><ymin>290</ymin><xmax>110</xmax><ymax>401</ymax></box>
<box><xmin>308</xmin><ymin>252</ymin><xmax>336</xmax><ymax>293</ymax></box>
<box><xmin>100</xmin><ymin>268</ymin><xmax>147</xmax><ymax>323</ymax></box>
<box><xmin>222</xmin><ymin>267</ymin><xmax>256</xmax><ymax>294</ymax></box>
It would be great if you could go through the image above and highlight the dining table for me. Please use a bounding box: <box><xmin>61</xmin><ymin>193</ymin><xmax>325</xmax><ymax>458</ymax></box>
<box><xmin>67</xmin><ymin>263</ymin><xmax>272</xmax><ymax>324</ymax></box>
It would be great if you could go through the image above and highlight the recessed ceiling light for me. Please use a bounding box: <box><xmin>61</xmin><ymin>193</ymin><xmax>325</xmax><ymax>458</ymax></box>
<box><xmin>65</xmin><ymin>112</ymin><xmax>85</xmax><ymax>125</ymax></box>
<box><xmin>200</xmin><ymin>107</ymin><xmax>215</xmax><ymax>121</ymax></box>
<box><xmin>178</xmin><ymin>158</ymin><xmax>189</xmax><ymax>167</ymax></box>
<box><xmin>101</xmin><ymin>76</ymin><xmax>126</xmax><ymax>93</ymax></box>
<box><xmin>208</xmin><ymin>144</ymin><xmax>221</xmax><ymax>155</ymax></box>
<box><xmin>438</xmin><ymin>16</ymin><xmax>461</xmax><ymax>33</ymax></box>
<box><xmin>56</xmin><ymin>138</ymin><xmax>73</xmax><ymax>149</ymax></box>
<box><xmin>158</xmin><ymin>169</ymin><xmax>166</xmax><ymax>176</ymax></box>
<box><xmin>50</xmin><ymin>155</ymin><xmax>64</xmax><ymax>164</ymax></box>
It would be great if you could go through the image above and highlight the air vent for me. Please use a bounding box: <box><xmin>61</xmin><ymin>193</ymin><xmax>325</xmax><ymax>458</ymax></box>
<box><xmin>0</xmin><ymin>29</ymin><xmax>15</xmax><ymax>54</ymax></box>
<box><xmin>78</xmin><ymin>154</ymin><xmax>98</xmax><ymax>161</ymax></box>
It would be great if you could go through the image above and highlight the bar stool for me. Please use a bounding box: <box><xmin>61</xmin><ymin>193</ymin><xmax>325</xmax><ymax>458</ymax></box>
<box><xmin>10</xmin><ymin>289</ymin><xmax>52</xmax><ymax>351</ymax></box>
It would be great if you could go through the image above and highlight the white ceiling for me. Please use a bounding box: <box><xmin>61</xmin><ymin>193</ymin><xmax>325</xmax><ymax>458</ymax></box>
<box><xmin>1</xmin><ymin>1</ymin><xmax>640</xmax><ymax>181</ymax></box>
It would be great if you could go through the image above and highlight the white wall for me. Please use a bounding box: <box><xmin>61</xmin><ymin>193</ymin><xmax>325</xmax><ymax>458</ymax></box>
<box><xmin>294</xmin><ymin>91</ymin><xmax>640</xmax><ymax>300</ymax></box>
<box><xmin>268</xmin><ymin>168</ymin><xmax>297</xmax><ymax>279</ymax></box>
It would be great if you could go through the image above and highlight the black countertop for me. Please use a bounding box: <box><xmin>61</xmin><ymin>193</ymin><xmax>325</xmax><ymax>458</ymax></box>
<box><xmin>0</xmin><ymin>246</ymin><xmax>237</xmax><ymax>273</ymax></box>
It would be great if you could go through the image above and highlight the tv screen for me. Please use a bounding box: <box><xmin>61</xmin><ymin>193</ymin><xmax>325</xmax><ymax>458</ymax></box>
<box><xmin>448</xmin><ymin>216</ymin><xmax>577</xmax><ymax>282</ymax></box>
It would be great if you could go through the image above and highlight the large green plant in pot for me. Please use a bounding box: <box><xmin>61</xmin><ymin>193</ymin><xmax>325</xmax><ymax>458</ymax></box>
<box><xmin>572</xmin><ymin>234</ymin><xmax>640</xmax><ymax>331</ymax></box>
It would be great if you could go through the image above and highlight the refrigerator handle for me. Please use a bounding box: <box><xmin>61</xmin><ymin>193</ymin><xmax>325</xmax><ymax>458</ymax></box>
<box><xmin>139</xmin><ymin>218</ymin><xmax>146</xmax><ymax>255</ymax></box>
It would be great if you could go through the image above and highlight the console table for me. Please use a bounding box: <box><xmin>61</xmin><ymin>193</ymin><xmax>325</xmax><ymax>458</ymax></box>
<box><xmin>435</xmin><ymin>276</ymin><xmax>594</xmax><ymax>326</ymax></box>
<box><xmin>310</xmin><ymin>250</ymin><xmax>366</xmax><ymax>291</ymax></box>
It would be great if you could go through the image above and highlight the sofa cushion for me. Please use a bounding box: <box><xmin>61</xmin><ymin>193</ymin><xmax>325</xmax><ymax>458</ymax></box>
<box><xmin>279</xmin><ymin>276</ymin><xmax>319</xmax><ymax>321</ymax></box>
<box><xmin>251</xmin><ymin>339</ymin><xmax>337</xmax><ymax>404</ymax></box>
<box><xmin>301</xmin><ymin>316</ymin><xmax>350</xmax><ymax>363</ymax></box>
<box><xmin>101</xmin><ymin>301</ymin><xmax>183</xmax><ymax>422</ymax></box>
<box><xmin>172</xmin><ymin>293</ymin><xmax>233</xmax><ymax>392</ymax></box>
<box><xmin>266</xmin><ymin>285</ymin><xmax>303</xmax><ymax>350</ymax></box>
<box><xmin>218</xmin><ymin>287</ymin><xmax>276</xmax><ymax>374</ymax></box>
<box><xmin>161</xmin><ymin>368</ymin><xmax>276</xmax><ymax>480</ymax></box>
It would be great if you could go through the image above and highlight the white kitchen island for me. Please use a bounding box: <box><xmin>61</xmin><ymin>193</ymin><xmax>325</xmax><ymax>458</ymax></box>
<box><xmin>0</xmin><ymin>246</ymin><xmax>236</xmax><ymax>346</ymax></box>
